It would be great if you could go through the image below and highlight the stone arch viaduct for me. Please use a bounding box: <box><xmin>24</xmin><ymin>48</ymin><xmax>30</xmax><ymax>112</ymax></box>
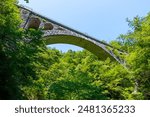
<box><xmin>18</xmin><ymin>4</ymin><xmax>124</xmax><ymax>63</ymax></box>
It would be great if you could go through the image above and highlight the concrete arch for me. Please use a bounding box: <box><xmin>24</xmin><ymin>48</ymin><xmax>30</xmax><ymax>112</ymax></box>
<box><xmin>44</xmin><ymin>35</ymin><xmax>116</xmax><ymax>61</ymax></box>
<box><xmin>18</xmin><ymin>4</ymin><xmax>123</xmax><ymax>63</ymax></box>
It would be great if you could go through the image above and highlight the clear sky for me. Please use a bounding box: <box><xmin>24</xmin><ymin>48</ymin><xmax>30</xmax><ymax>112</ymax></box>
<box><xmin>19</xmin><ymin>0</ymin><xmax>150</xmax><ymax>52</ymax></box>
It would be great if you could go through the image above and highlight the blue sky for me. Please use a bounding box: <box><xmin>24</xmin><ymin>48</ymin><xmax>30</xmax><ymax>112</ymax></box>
<box><xmin>19</xmin><ymin>0</ymin><xmax>150</xmax><ymax>52</ymax></box>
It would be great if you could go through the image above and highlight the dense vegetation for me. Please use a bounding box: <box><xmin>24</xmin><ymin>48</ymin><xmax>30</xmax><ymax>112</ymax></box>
<box><xmin>0</xmin><ymin>0</ymin><xmax>149</xmax><ymax>100</ymax></box>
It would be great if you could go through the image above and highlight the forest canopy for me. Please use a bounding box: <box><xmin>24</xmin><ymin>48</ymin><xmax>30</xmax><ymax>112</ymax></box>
<box><xmin>0</xmin><ymin>0</ymin><xmax>149</xmax><ymax>100</ymax></box>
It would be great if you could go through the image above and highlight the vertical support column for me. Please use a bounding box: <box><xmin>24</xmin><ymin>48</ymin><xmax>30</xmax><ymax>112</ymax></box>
<box><xmin>20</xmin><ymin>8</ymin><xmax>32</xmax><ymax>28</ymax></box>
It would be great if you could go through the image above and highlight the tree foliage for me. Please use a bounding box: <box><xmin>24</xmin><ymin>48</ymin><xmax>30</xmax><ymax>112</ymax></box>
<box><xmin>117</xmin><ymin>15</ymin><xmax>150</xmax><ymax>99</ymax></box>
<box><xmin>0</xmin><ymin>0</ymin><xmax>46</xmax><ymax>99</ymax></box>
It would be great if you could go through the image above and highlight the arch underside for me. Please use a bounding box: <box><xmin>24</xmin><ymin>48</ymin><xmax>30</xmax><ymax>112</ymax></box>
<box><xmin>43</xmin><ymin>35</ymin><xmax>116</xmax><ymax>61</ymax></box>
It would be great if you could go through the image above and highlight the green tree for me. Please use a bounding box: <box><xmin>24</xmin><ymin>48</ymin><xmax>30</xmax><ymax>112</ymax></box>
<box><xmin>0</xmin><ymin>0</ymin><xmax>23</xmax><ymax>99</ymax></box>
<box><xmin>0</xmin><ymin>0</ymin><xmax>47</xmax><ymax>99</ymax></box>
<box><xmin>117</xmin><ymin>15</ymin><xmax>150</xmax><ymax>99</ymax></box>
